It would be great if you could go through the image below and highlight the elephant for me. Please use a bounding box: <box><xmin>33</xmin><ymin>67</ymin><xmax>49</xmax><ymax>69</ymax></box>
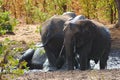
<box><xmin>31</xmin><ymin>48</ymin><xmax>47</xmax><ymax>69</ymax></box>
<box><xmin>40</xmin><ymin>12</ymin><xmax>77</xmax><ymax>69</ymax></box>
<box><xmin>63</xmin><ymin>19</ymin><xmax>111</xmax><ymax>70</ymax></box>
<box><xmin>18</xmin><ymin>47</ymin><xmax>47</xmax><ymax>69</ymax></box>
<box><xmin>16</xmin><ymin>43</ymin><xmax>47</xmax><ymax>70</ymax></box>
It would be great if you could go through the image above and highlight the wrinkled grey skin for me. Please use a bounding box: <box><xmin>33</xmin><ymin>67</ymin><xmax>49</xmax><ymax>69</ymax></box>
<box><xmin>40</xmin><ymin>12</ymin><xmax>76</xmax><ymax>69</ymax></box>
<box><xmin>64</xmin><ymin>20</ymin><xmax>111</xmax><ymax>70</ymax></box>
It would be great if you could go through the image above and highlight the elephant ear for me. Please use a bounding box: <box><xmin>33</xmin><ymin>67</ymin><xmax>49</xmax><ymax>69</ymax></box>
<box><xmin>86</xmin><ymin>20</ymin><xmax>98</xmax><ymax>37</ymax></box>
<box><xmin>82</xmin><ymin>20</ymin><xmax>97</xmax><ymax>32</ymax></box>
<box><xmin>89</xmin><ymin>21</ymin><xmax>98</xmax><ymax>33</ymax></box>
<box><xmin>69</xmin><ymin>23</ymin><xmax>80</xmax><ymax>34</ymax></box>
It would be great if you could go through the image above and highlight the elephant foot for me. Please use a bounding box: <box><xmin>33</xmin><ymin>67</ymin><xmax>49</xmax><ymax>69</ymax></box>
<box><xmin>67</xmin><ymin>66</ymin><xmax>74</xmax><ymax>70</ymax></box>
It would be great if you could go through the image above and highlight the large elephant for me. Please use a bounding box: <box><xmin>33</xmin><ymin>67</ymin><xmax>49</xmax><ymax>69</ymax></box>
<box><xmin>63</xmin><ymin>19</ymin><xmax>111</xmax><ymax>70</ymax></box>
<box><xmin>40</xmin><ymin>12</ymin><xmax>76</xmax><ymax>69</ymax></box>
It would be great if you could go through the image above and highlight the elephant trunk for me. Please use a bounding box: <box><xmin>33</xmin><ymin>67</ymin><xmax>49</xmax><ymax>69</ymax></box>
<box><xmin>64</xmin><ymin>31</ymin><xmax>74</xmax><ymax>70</ymax></box>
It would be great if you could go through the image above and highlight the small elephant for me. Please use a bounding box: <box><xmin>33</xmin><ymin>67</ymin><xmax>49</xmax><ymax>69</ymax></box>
<box><xmin>63</xmin><ymin>19</ymin><xmax>111</xmax><ymax>70</ymax></box>
<box><xmin>31</xmin><ymin>48</ymin><xmax>47</xmax><ymax>69</ymax></box>
<box><xmin>18</xmin><ymin>48</ymin><xmax>47</xmax><ymax>69</ymax></box>
<box><xmin>40</xmin><ymin>12</ymin><xmax>76</xmax><ymax>69</ymax></box>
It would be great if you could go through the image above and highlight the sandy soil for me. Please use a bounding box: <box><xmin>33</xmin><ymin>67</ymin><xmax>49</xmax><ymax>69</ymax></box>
<box><xmin>0</xmin><ymin>24</ymin><xmax>41</xmax><ymax>44</ymax></box>
<box><xmin>1</xmin><ymin>24</ymin><xmax>120</xmax><ymax>80</ymax></box>
<box><xmin>16</xmin><ymin>69</ymin><xmax>120</xmax><ymax>80</ymax></box>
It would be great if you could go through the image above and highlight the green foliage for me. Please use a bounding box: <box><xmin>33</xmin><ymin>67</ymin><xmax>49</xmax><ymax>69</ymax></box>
<box><xmin>24</xmin><ymin>0</ymin><xmax>34</xmax><ymax>24</ymax></box>
<box><xmin>79</xmin><ymin>0</ymin><xmax>116</xmax><ymax>23</ymax></box>
<box><xmin>27</xmin><ymin>41</ymin><xmax>35</xmax><ymax>49</ymax></box>
<box><xmin>39</xmin><ymin>48</ymin><xmax>45</xmax><ymax>55</ymax></box>
<box><xmin>21</xmin><ymin>0</ymin><xmax>72</xmax><ymax>24</ymax></box>
<box><xmin>33</xmin><ymin>7</ymin><xmax>50</xmax><ymax>23</ymax></box>
<box><xmin>28</xmin><ymin>0</ymin><xmax>116</xmax><ymax>24</ymax></box>
<box><xmin>0</xmin><ymin>12</ymin><xmax>18</xmax><ymax>35</ymax></box>
<box><xmin>24</xmin><ymin>0</ymin><xmax>50</xmax><ymax>24</ymax></box>
<box><xmin>0</xmin><ymin>38</ymin><xmax>28</xmax><ymax>79</ymax></box>
<box><xmin>35</xmin><ymin>26</ymin><xmax>40</xmax><ymax>33</ymax></box>
<box><xmin>46</xmin><ymin>0</ymin><xmax>69</xmax><ymax>14</ymax></box>
<box><xmin>2</xmin><ymin>0</ymin><xmax>117</xmax><ymax>24</ymax></box>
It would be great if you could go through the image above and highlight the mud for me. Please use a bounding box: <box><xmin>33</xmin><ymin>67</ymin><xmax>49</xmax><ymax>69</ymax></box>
<box><xmin>22</xmin><ymin>49</ymin><xmax>120</xmax><ymax>74</ymax></box>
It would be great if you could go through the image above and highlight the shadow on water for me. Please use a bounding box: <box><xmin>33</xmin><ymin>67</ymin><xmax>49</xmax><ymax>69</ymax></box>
<box><xmin>107</xmin><ymin>49</ymin><xmax>120</xmax><ymax>69</ymax></box>
<box><xmin>93</xmin><ymin>49</ymin><xmax>120</xmax><ymax>70</ymax></box>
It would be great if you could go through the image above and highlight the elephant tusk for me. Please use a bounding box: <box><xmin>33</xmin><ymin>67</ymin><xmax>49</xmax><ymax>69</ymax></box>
<box><xmin>59</xmin><ymin>45</ymin><xmax>65</xmax><ymax>57</ymax></box>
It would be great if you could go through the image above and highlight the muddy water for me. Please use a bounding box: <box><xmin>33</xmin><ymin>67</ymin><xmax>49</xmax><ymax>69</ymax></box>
<box><xmin>107</xmin><ymin>50</ymin><xmax>120</xmax><ymax>69</ymax></box>
<box><xmin>92</xmin><ymin>50</ymin><xmax>120</xmax><ymax>69</ymax></box>
<box><xmin>25</xmin><ymin>49</ymin><xmax>120</xmax><ymax>73</ymax></box>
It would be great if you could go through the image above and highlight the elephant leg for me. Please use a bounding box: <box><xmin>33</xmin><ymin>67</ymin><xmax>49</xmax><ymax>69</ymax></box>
<box><xmin>64</xmin><ymin>36</ymin><xmax>74</xmax><ymax>70</ymax></box>
<box><xmin>44</xmin><ymin>46</ymin><xmax>64</xmax><ymax>69</ymax></box>
<box><xmin>66</xmin><ymin>50</ymin><xmax>74</xmax><ymax>70</ymax></box>
<box><xmin>79</xmin><ymin>53</ymin><xmax>88</xmax><ymax>70</ymax></box>
<box><xmin>56</xmin><ymin>55</ymin><xmax>65</xmax><ymax>69</ymax></box>
<box><xmin>100</xmin><ymin>52</ymin><xmax>109</xmax><ymax>69</ymax></box>
<box><xmin>78</xmin><ymin>41</ymin><xmax>92</xmax><ymax>70</ymax></box>
<box><xmin>87</xmin><ymin>59</ymin><xmax>91</xmax><ymax>69</ymax></box>
<box><xmin>44</xmin><ymin>46</ymin><xmax>57</xmax><ymax>67</ymax></box>
<box><xmin>74</xmin><ymin>56</ymin><xmax>78</xmax><ymax>69</ymax></box>
<box><xmin>55</xmin><ymin>45</ymin><xmax>65</xmax><ymax>69</ymax></box>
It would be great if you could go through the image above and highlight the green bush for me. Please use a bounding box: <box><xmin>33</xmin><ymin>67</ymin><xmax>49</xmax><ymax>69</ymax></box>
<box><xmin>0</xmin><ymin>38</ymin><xmax>28</xmax><ymax>79</ymax></box>
<box><xmin>0</xmin><ymin>12</ymin><xmax>18</xmax><ymax>35</ymax></box>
